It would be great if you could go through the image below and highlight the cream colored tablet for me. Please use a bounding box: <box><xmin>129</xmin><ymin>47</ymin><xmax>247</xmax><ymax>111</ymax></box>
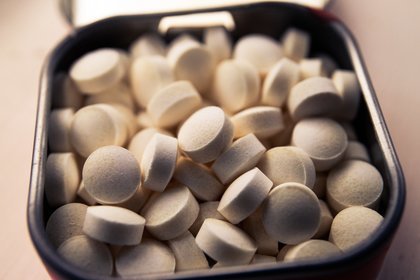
<box><xmin>70</xmin><ymin>48</ymin><xmax>126</xmax><ymax>94</ymax></box>
<box><xmin>46</xmin><ymin>203</ymin><xmax>87</xmax><ymax>248</ymax></box>
<box><xmin>312</xmin><ymin>172</ymin><xmax>327</xmax><ymax>198</ymax></box>
<box><xmin>196</xmin><ymin>218</ymin><xmax>257</xmax><ymax>265</ymax></box>
<box><xmin>242</xmin><ymin>207</ymin><xmax>279</xmax><ymax>256</ymax></box>
<box><xmin>262</xmin><ymin>58</ymin><xmax>300</xmax><ymax>107</ymax></box>
<box><xmin>45</xmin><ymin>153</ymin><xmax>80</xmax><ymax>208</ymax></box>
<box><xmin>204</xmin><ymin>27</ymin><xmax>232</xmax><ymax>64</ymax></box>
<box><xmin>288</xmin><ymin>77</ymin><xmax>342</xmax><ymax>121</ymax></box>
<box><xmin>262</xmin><ymin>182</ymin><xmax>321</xmax><ymax>245</ymax></box>
<box><xmin>52</xmin><ymin>73</ymin><xmax>83</xmax><ymax>109</ymax></box>
<box><xmin>212</xmin><ymin>134</ymin><xmax>266</xmax><ymax>184</ymax></box>
<box><xmin>130</xmin><ymin>55</ymin><xmax>174</xmax><ymax>108</ymax></box>
<box><xmin>326</xmin><ymin>160</ymin><xmax>383</xmax><ymax>213</ymax></box>
<box><xmin>329</xmin><ymin>206</ymin><xmax>383</xmax><ymax>251</ymax></box>
<box><xmin>48</xmin><ymin>108</ymin><xmax>74</xmax><ymax>153</ymax></box>
<box><xmin>257</xmin><ymin>146</ymin><xmax>316</xmax><ymax>188</ymax></box>
<box><xmin>77</xmin><ymin>181</ymin><xmax>96</xmax><ymax>206</ymax></box>
<box><xmin>316</xmin><ymin>53</ymin><xmax>337</xmax><ymax>77</ymax></box>
<box><xmin>174</xmin><ymin>157</ymin><xmax>225</xmax><ymax>201</ymax></box>
<box><xmin>251</xmin><ymin>254</ymin><xmax>277</xmax><ymax>264</ymax></box>
<box><xmin>178</xmin><ymin>106</ymin><xmax>233</xmax><ymax>163</ymax></box>
<box><xmin>291</xmin><ymin>118</ymin><xmax>348</xmax><ymax>171</ymax></box>
<box><xmin>213</xmin><ymin>59</ymin><xmax>260</xmax><ymax>113</ymax></box>
<box><xmin>58</xmin><ymin>235</ymin><xmax>113</xmax><ymax>275</ymax></box>
<box><xmin>332</xmin><ymin>70</ymin><xmax>361</xmax><ymax>120</ymax></box>
<box><xmin>115</xmin><ymin>238</ymin><xmax>175</xmax><ymax>276</ymax></box>
<box><xmin>83</xmin><ymin>146</ymin><xmax>140</xmax><ymax>204</ymax></box>
<box><xmin>231</xmin><ymin>106</ymin><xmax>284</xmax><ymax>139</ymax></box>
<box><xmin>83</xmin><ymin>205</ymin><xmax>145</xmax><ymax>245</ymax></box>
<box><xmin>128</xmin><ymin>128</ymin><xmax>172</xmax><ymax>165</ymax></box>
<box><xmin>116</xmin><ymin>186</ymin><xmax>151</xmax><ymax>213</ymax></box>
<box><xmin>70</xmin><ymin>104</ymin><xmax>127</xmax><ymax>157</ymax></box>
<box><xmin>299</xmin><ymin>58</ymin><xmax>328</xmax><ymax>80</ymax></box>
<box><xmin>141</xmin><ymin>134</ymin><xmax>178</xmax><ymax>192</ymax></box>
<box><xmin>84</xmin><ymin>83</ymin><xmax>136</xmax><ymax>112</ymax></box>
<box><xmin>130</xmin><ymin>33</ymin><xmax>166</xmax><ymax>59</ymax></box>
<box><xmin>167</xmin><ymin>39</ymin><xmax>215</xmax><ymax>93</ymax></box>
<box><xmin>136</xmin><ymin>111</ymin><xmax>154</xmax><ymax>129</ymax></box>
<box><xmin>141</xmin><ymin>183</ymin><xmax>199</xmax><ymax>240</ymax></box>
<box><xmin>284</xmin><ymin>240</ymin><xmax>341</xmax><ymax>262</ymax></box>
<box><xmin>218</xmin><ymin>168</ymin><xmax>273</xmax><ymax>224</ymax></box>
<box><xmin>281</xmin><ymin>28</ymin><xmax>310</xmax><ymax>62</ymax></box>
<box><xmin>147</xmin><ymin>81</ymin><xmax>202</xmax><ymax>128</ymax></box>
<box><xmin>233</xmin><ymin>34</ymin><xmax>283</xmax><ymax>77</ymax></box>
<box><xmin>167</xmin><ymin>231</ymin><xmax>209</xmax><ymax>271</ymax></box>
<box><xmin>343</xmin><ymin>141</ymin><xmax>370</xmax><ymax>162</ymax></box>
<box><xmin>313</xmin><ymin>200</ymin><xmax>333</xmax><ymax>238</ymax></box>
<box><xmin>189</xmin><ymin>201</ymin><xmax>226</xmax><ymax>236</ymax></box>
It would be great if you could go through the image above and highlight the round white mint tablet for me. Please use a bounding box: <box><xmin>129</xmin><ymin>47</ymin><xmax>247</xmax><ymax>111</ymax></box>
<box><xmin>329</xmin><ymin>206</ymin><xmax>383</xmax><ymax>251</ymax></box>
<box><xmin>262</xmin><ymin>182</ymin><xmax>320</xmax><ymax>245</ymax></box>
<box><xmin>291</xmin><ymin>118</ymin><xmax>348</xmax><ymax>171</ymax></box>
<box><xmin>233</xmin><ymin>34</ymin><xmax>283</xmax><ymax>77</ymax></box>
<box><xmin>70</xmin><ymin>48</ymin><xmax>125</xmax><ymax>94</ymax></box>
<box><xmin>45</xmin><ymin>153</ymin><xmax>80</xmax><ymax>208</ymax></box>
<box><xmin>83</xmin><ymin>205</ymin><xmax>145</xmax><ymax>246</ymax></box>
<box><xmin>140</xmin><ymin>133</ymin><xmax>178</xmax><ymax>192</ymax></box>
<box><xmin>58</xmin><ymin>235</ymin><xmax>113</xmax><ymax>275</ymax></box>
<box><xmin>326</xmin><ymin>160</ymin><xmax>383</xmax><ymax>213</ymax></box>
<box><xmin>178</xmin><ymin>106</ymin><xmax>233</xmax><ymax>163</ymax></box>
<box><xmin>257</xmin><ymin>146</ymin><xmax>316</xmax><ymax>188</ymax></box>
<box><xmin>196</xmin><ymin>218</ymin><xmax>257</xmax><ymax>265</ymax></box>
<box><xmin>46</xmin><ymin>203</ymin><xmax>87</xmax><ymax>248</ymax></box>
<box><xmin>288</xmin><ymin>77</ymin><xmax>342</xmax><ymax>121</ymax></box>
<box><xmin>115</xmin><ymin>238</ymin><xmax>175</xmax><ymax>276</ymax></box>
<box><xmin>83</xmin><ymin>146</ymin><xmax>140</xmax><ymax>204</ymax></box>
<box><xmin>141</xmin><ymin>183</ymin><xmax>199</xmax><ymax>240</ymax></box>
<box><xmin>218</xmin><ymin>168</ymin><xmax>273</xmax><ymax>224</ymax></box>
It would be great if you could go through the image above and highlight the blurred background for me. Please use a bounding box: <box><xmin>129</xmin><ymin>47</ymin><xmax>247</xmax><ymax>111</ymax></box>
<box><xmin>0</xmin><ymin>0</ymin><xmax>419</xmax><ymax>279</ymax></box>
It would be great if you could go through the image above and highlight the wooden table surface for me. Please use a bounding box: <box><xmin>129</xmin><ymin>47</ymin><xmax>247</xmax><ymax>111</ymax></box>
<box><xmin>0</xmin><ymin>0</ymin><xmax>418</xmax><ymax>279</ymax></box>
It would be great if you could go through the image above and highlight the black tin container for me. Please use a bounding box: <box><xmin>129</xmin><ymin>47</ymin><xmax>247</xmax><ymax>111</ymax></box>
<box><xmin>27</xmin><ymin>1</ymin><xmax>405</xmax><ymax>279</ymax></box>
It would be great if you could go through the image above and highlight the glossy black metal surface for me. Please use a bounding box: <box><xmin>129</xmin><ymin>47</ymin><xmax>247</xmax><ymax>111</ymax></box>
<box><xmin>27</xmin><ymin>2</ymin><xmax>405</xmax><ymax>279</ymax></box>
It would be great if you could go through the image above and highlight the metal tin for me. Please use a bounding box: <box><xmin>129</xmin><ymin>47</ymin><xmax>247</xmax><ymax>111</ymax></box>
<box><xmin>27</xmin><ymin>2</ymin><xmax>405</xmax><ymax>279</ymax></box>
